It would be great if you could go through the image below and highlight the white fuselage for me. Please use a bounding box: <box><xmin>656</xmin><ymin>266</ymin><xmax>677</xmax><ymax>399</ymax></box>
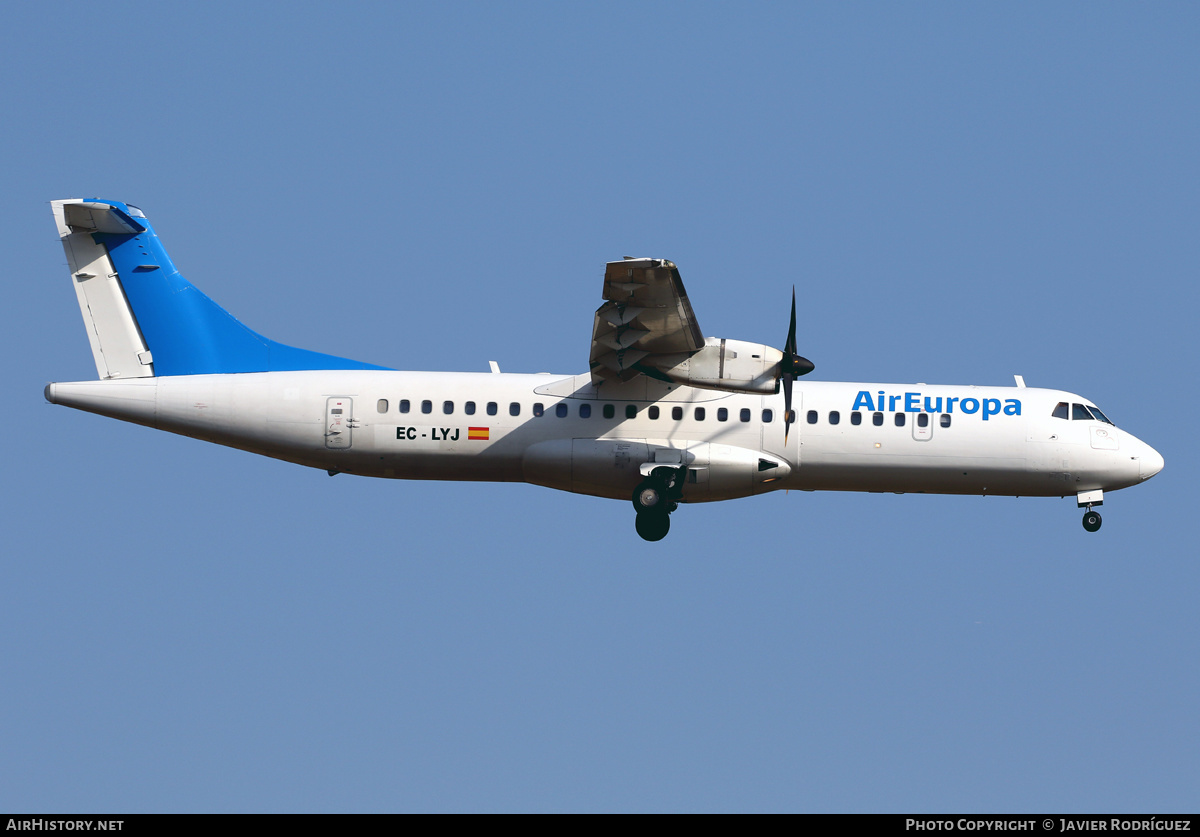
<box><xmin>46</xmin><ymin>370</ymin><xmax>1163</xmax><ymax>505</ymax></box>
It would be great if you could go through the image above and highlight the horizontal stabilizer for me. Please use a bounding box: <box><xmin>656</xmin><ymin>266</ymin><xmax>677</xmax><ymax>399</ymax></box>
<box><xmin>62</xmin><ymin>201</ymin><xmax>146</xmax><ymax>235</ymax></box>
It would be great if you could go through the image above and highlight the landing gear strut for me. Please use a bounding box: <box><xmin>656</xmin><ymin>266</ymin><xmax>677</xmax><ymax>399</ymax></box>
<box><xmin>632</xmin><ymin>466</ymin><xmax>684</xmax><ymax>542</ymax></box>
<box><xmin>1078</xmin><ymin>490</ymin><xmax>1104</xmax><ymax>533</ymax></box>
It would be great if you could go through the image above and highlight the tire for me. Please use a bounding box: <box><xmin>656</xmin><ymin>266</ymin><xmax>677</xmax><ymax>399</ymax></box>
<box><xmin>635</xmin><ymin>510</ymin><xmax>671</xmax><ymax>542</ymax></box>
<box><xmin>1082</xmin><ymin>510</ymin><xmax>1102</xmax><ymax>532</ymax></box>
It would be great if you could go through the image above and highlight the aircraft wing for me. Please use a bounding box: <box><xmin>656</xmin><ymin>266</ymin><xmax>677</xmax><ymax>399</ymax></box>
<box><xmin>589</xmin><ymin>258</ymin><xmax>705</xmax><ymax>384</ymax></box>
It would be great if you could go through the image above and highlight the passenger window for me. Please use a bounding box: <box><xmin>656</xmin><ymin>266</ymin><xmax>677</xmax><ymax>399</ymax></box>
<box><xmin>763</xmin><ymin>409</ymin><xmax>773</xmax><ymax>423</ymax></box>
<box><xmin>443</xmin><ymin>400</ymin><xmax>454</xmax><ymax>415</ymax></box>
<box><xmin>399</xmin><ymin>399</ymin><xmax>410</xmax><ymax>414</ymax></box>
<box><xmin>717</xmin><ymin>407</ymin><xmax>728</xmax><ymax>422</ymax></box>
<box><xmin>917</xmin><ymin>413</ymin><xmax>929</xmax><ymax>427</ymax></box>
<box><xmin>829</xmin><ymin>411</ymin><xmax>840</xmax><ymax>425</ymax></box>
<box><xmin>486</xmin><ymin>402</ymin><xmax>498</xmax><ymax>416</ymax></box>
<box><xmin>740</xmin><ymin>408</ymin><xmax>751</xmax><ymax>423</ymax></box>
<box><xmin>421</xmin><ymin>400</ymin><xmax>433</xmax><ymax>414</ymax></box>
<box><xmin>649</xmin><ymin>406</ymin><xmax>660</xmax><ymax>420</ymax></box>
<box><xmin>377</xmin><ymin>399</ymin><xmax>388</xmax><ymax>414</ymax></box>
<box><xmin>785</xmin><ymin>410</ymin><xmax>795</xmax><ymax>424</ymax></box>
<box><xmin>465</xmin><ymin>401</ymin><xmax>476</xmax><ymax>415</ymax></box>
<box><xmin>533</xmin><ymin>403</ymin><xmax>544</xmax><ymax>417</ymax></box>
<box><xmin>894</xmin><ymin>413</ymin><xmax>905</xmax><ymax>427</ymax></box>
<box><xmin>1052</xmin><ymin>402</ymin><xmax>1069</xmax><ymax>420</ymax></box>
<box><xmin>555</xmin><ymin>403</ymin><xmax>568</xmax><ymax>418</ymax></box>
<box><xmin>626</xmin><ymin>405</ymin><xmax>637</xmax><ymax>419</ymax></box>
<box><xmin>579</xmin><ymin>403</ymin><xmax>591</xmax><ymax>418</ymax></box>
<box><xmin>603</xmin><ymin>404</ymin><xmax>615</xmax><ymax>419</ymax></box>
<box><xmin>672</xmin><ymin>406</ymin><xmax>683</xmax><ymax>420</ymax></box>
<box><xmin>940</xmin><ymin>414</ymin><xmax>951</xmax><ymax>428</ymax></box>
<box><xmin>850</xmin><ymin>412</ymin><xmax>862</xmax><ymax>426</ymax></box>
<box><xmin>806</xmin><ymin>410</ymin><xmax>818</xmax><ymax>424</ymax></box>
<box><xmin>1072</xmin><ymin>403</ymin><xmax>1092</xmax><ymax>421</ymax></box>
<box><xmin>872</xmin><ymin>412</ymin><xmax>883</xmax><ymax>426</ymax></box>
<box><xmin>695</xmin><ymin>407</ymin><xmax>706</xmax><ymax>421</ymax></box>
<box><xmin>509</xmin><ymin>402</ymin><xmax>521</xmax><ymax>417</ymax></box>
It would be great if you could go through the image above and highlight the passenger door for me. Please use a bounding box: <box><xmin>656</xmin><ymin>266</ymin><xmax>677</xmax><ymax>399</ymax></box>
<box><xmin>325</xmin><ymin>397</ymin><xmax>353</xmax><ymax>449</ymax></box>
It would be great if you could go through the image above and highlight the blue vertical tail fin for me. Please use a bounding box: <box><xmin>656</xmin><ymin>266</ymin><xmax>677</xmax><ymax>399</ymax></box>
<box><xmin>52</xmin><ymin>198</ymin><xmax>388</xmax><ymax>378</ymax></box>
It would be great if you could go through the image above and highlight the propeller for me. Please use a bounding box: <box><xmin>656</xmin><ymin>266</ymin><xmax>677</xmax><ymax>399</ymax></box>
<box><xmin>779</xmin><ymin>287</ymin><xmax>815</xmax><ymax>444</ymax></box>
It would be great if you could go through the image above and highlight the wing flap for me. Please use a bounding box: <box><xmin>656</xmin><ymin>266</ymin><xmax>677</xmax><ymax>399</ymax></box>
<box><xmin>589</xmin><ymin>258</ymin><xmax>705</xmax><ymax>384</ymax></box>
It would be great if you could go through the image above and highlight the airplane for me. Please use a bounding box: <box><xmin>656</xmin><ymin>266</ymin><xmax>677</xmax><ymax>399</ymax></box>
<box><xmin>45</xmin><ymin>198</ymin><xmax>1164</xmax><ymax>541</ymax></box>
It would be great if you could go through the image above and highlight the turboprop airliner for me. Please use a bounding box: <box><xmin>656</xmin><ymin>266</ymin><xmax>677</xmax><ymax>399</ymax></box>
<box><xmin>45</xmin><ymin>198</ymin><xmax>1163</xmax><ymax>541</ymax></box>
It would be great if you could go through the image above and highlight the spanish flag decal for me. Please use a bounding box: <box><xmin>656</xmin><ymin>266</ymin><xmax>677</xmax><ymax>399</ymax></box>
<box><xmin>468</xmin><ymin>426</ymin><xmax>490</xmax><ymax>441</ymax></box>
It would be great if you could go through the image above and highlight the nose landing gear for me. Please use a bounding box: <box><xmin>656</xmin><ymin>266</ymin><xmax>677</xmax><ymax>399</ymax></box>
<box><xmin>632</xmin><ymin>466</ymin><xmax>685</xmax><ymax>542</ymax></box>
<box><xmin>1077</xmin><ymin>489</ymin><xmax>1104</xmax><ymax>533</ymax></box>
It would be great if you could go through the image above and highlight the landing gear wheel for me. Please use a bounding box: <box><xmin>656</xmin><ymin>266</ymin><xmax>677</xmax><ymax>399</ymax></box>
<box><xmin>1082</xmin><ymin>510</ymin><xmax>1103</xmax><ymax>532</ymax></box>
<box><xmin>632</xmin><ymin>479</ymin><xmax>667</xmax><ymax>514</ymax></box>
<box><xmin>635</xmin><ymin>511</ymin><xmax>671</xmax><ymax>542</ymax></box>
<box><xmin>633</xmin><ymin>466</ymin><xmax>684</xmax><ymax>540</ymax></box>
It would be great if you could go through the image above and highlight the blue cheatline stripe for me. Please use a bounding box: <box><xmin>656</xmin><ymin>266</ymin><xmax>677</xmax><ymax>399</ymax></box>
<box><xmin>89</xmin><ymin>200</ymin><xmax>390</xmax><ymax>376</ymax></box>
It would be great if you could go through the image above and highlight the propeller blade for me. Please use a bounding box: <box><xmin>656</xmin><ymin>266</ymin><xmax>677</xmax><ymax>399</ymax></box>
<box><xmin>783</xmin><ymin>374</ymin><xmax>794</xmax><ymax>444</ymax></box>
<box><xmin>785</xmin><ymin>287</ymin><xmax>797</xmax><ymax>357</ymax></box>
<box><xmin>778</xmin><ymin>286</ymin><xmax>813</xmax><ymax>445</ymax></box>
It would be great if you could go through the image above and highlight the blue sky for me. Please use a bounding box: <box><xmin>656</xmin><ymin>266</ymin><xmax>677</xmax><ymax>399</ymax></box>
<box><xmin>3</xmin><ymin>1</ymin><xmax>1197</xmax><ymax>812</ymax></box>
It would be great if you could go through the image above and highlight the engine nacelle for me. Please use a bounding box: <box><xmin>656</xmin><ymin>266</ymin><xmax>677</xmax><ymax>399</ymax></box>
<box><xmin>650</xmin><ymin>337</ymin><xmax>782</xmax><ymax>394</ymax></box>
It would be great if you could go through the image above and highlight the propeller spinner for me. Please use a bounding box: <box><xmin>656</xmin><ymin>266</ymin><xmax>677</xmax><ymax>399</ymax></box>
<box><xmin>779</xmin><ymin>288</ymin><xmax>815</xmax><ymax>443</ymax></box>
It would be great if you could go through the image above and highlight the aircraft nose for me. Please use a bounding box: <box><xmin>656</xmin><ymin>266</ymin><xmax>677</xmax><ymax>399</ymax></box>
<box><xmin>1140</xmin><ymin>445</ymin><xmax>1164</xmax><ymax>481</ymax></box>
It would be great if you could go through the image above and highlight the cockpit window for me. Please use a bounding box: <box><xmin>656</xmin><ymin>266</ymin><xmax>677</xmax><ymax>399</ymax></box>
<box><xmin>1052</xmin><ymin>402</ymin><xmax>1069</xmax><ymax>420</ymax></box>
<box><xmin>1072</xmin><ymin>403</ymin><xmax>1093</xmax><ymax>421</ymax></box>
<box><xmin>1088</xmin><ymin>406</ymin><xmax>1113</xmax><ymax>425</ymax></box>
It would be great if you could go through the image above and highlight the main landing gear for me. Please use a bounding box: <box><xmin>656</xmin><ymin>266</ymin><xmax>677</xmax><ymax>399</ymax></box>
<box><xmin>632</xmin><ymin>466</ymin><xmax>684</xmax><ymax>542</ymax></box>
